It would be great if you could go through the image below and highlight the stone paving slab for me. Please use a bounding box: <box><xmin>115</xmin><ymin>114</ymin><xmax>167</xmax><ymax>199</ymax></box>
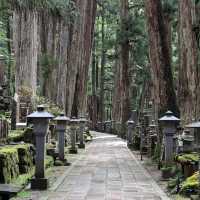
<box><xmin>42</xmin><ymin>132</ymin><xmax>171</xmax><ymax>200</ymax></box>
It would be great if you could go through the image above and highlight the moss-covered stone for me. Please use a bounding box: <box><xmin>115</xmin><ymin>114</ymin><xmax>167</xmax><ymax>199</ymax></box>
<box><xmin>175</xmin><ymin>153</ymin><xmax>199</xmax><ymax>165</ymax></box>
<box><xmin>0</xmin><ymin>147</ymin><xmax>19</xmax><ymax>183</ymax></box>
<box><xmin>14</xmin><ymin>144</ymin><xmax>34</xmax><ymax>174</ymax></box>
<box><xmin>8</xmin><ymin>130</ymin><xmax>24</xmax><ymax>142</ymax></box>
<box><xmin>8</xmin><ymin>128</ymin><xmax>34</xmax><ymax>144</ymax></box>
<box><xmin>45</xmin><ymin>155</ymin><xmax>54</xmax><ymax>169</ymax></box>
<box><xmin>0</xmin><ymin>144</ymin><xmax>34</xmax><ymax>183</ymax></box>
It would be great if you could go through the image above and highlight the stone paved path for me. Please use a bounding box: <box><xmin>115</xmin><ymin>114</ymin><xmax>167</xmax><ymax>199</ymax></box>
<box><xmin>41</xmin><ymin>132</ymin><xmax>171</xmax><ymax>200</ymax></box>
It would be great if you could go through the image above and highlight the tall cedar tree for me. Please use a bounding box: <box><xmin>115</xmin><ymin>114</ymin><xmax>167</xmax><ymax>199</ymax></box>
<box><xmin>145</xmin><ymin>0</ymin><xmax>179</xmax><ymax>118</ymax></box>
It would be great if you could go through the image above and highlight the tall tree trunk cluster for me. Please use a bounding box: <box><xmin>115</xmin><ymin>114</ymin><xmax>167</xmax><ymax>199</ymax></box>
<box><xmin>145</xmin><ymin>0</ymin><xmax>200</xmax><ymax>124</ymax></box>
<box><xmin>13</xmin><ymin>7</ymin><xmax>38</xmax><ymax>96</ymax></box>
<box><xmin>12</xmin><ymin>0</ymin><xmax>97</xmax><ymax>117</ymax></box>
<box><xmin>145</xmin><ymin>0</ymin><xmax>179</xmax><ymax>118</ymax></box>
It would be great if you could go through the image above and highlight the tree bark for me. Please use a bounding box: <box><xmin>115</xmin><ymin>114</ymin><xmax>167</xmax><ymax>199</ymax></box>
<box><xmin>38</xmin><ymin>11</ymin><xmax>70</xmax><ymax>109</ymax></box>
<box><xmin>99</xmin><ymin>9</ymin><xmax>106</xmax><ymax>122</ymax></box>
<box><xmin>120</xmin><ymin>0</ymin><xmax>131</xmax><ymax>126</ymax></box>
<box><xmin>145</xmin><ymin>0</ymin><xmax>179</xmax><ymax>117</ymax></box>
<box><xmin>13</xmin><ymin>8</ymin><xmax>38</xmax><ymax>96</ymax></box>
<box><xmin>66</xmin><ymin>0</ymin><xmax>97</xmax><ymax>117</ymax></box>
<box><xmin>178</xmin><ymin>0</ymin><xmax>199</xmax><ymax>124</ymax></box>
<box><xmin>73</xmin><ymin>0</ymin><xmax>97</xmax><ymax>117</ymax></box>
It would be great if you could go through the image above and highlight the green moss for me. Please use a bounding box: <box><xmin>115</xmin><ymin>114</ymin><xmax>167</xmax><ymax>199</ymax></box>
<box><xmin>12</xmin><ymin>168</ymin><xmax>35</xmax><ymax>187</ymax></box>
<box><xmin>0</xmin><ymin>147</ymin><xmax>19</xmax><ymax>183</ymax></box>
<box><xmin>175</xmin><ymin>153</ymin><xmax>199</xmax><ymax>164</ymax></box>
<box><xmin>180</xmin><ymin>172</ymin><xmax>199</xmax><ymax>194</ymax></box>
<box><xmin>0</xmin><ymin>144</ymin><xmax>34</xmax><ymax>184</ymax></box>
<box><xmin>8</xmin><ymin>128</ymin><xmax>34</xmax><ymax>144</ymax></box>
<box><xmin>8</xmin><ymin>130</ymin><xmax>25</xmax><ymax>142</ymax></box>
<box><xmin>17</xmin><ymin>191</ymin><xmax>31</xmax><ymax>198</ymax></box>
<box><xmin>45</xmin><ymin>155</ymin><xmax>54</xmax><ymax>169</ymax></box>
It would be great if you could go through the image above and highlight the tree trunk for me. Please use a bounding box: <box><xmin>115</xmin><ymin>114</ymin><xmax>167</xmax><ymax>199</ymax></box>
<box><xmin>13</xmin><ymin>8</ymin><xmax>38</xmax><ymax>96</ymax></box>
<box><xmin>112</xmin><ymin>48</ymin><xmax>121</xmax><ymax>122</ymax></box>
<box><xmin>99</xmin><ymin>9</ymin><xmax>106</xmax><ymax>122</ymax></box>
<box><xmin>145</xmin><ymin>0</ymin><xmax>179</xmax><ymax>117</ymax></box>
<box><xmin>66</xmin><ymin>0</ymin><xmax>97</xmax><ymax>117</ymax></box>
<box><xmin>74</xmin><ymin>0</ymin><xmax>97</xmax><ymax>117</ymax></box>
<box><xmin>38</xmin><ymin>11</ymin><xmax>70</xmax><ymax>109</ymax></box>
<box><xmin>178</xmin><ymin>0</ymin><xmax>199</xmax><ymax>124</ymax></box>
<box><xmin>119</xmin><ymin>0</ymin><xmax>131</xmax><ymax>136</ymax></box>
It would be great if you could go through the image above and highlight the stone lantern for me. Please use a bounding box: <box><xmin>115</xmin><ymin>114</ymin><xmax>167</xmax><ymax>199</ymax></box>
<box><xmin>186</xmin><ymin>121</ymin><xmax>200</xmax><ymax>197</ymax></box>
<box><xmin>97</xmin><ymin>121</ymin><xmax>102</xmax><ymax>132</ymax></box>
<box><xmin>127</xmin><ymin>119</ymin><xmax>135</xmax><ymax>148</ymax></box>
<box><xmin>79</xmin><ymin>117</ymin><xmax>87</xmax><ymax>149</ymax></box>
<box><xmin>27</xmin><ymin>105</ymin><xmax>54</xmax><ymax>190</ymax></box>
<box><xmin>105</xmin><ymin>120</ymin><xmax>112</xmax><ymax>133</ymax></box>
<box><xmin>69</xmin><ymin>117</ymin><xmax>79</xmax><ymax>154</ymax></box>
<box><xmin>55</xmin><ymin>113</ymin><xmax>70</xmax><ymax>164</ymax></box>
<box><xmin>186</xmin><ymin>121</ymin><xmax>200</xmax><ymax>151</ymax></box>
<box><xmin>148</xmin><ymin>120</ymin><xmax>157</xmax><ymax>157</ymax></box>
<box><xmin>159</xmin><ymin>111</ymin><xmax>180</xmax><ymax>163</ymax></box>
<box><xmin>181</xmin><ymin>129</ymin><xmax>194</xmax><ymax>153</ymax></box>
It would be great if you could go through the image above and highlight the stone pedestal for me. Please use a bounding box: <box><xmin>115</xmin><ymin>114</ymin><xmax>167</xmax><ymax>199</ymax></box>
<box><xmin>127</xmin><ymin>120</ymin><xmax>135</xmax><ymax>148</ymax></box>
<box><xmin>105</xmin><ymin>121</ymin><xmax>112</xmax><ymax>133</ymax></box>
<box><xmin>58</xmin><ymin>130</ymin><xmax>65</xmax><ymax>160</ymax></box>
<box><xmin>79</xmin><ymin>118</ymin><xmax>86</xmax><ymax>149</ymax></box>
<box><xmin>164</xmin><ymin>131</ymin><xmax>174</xmax><ymax>162</ymax></box>
<box><xmin>70</xmin><ymin>127</ymin><xmax>78</xmax><ymax>154</ymax></box>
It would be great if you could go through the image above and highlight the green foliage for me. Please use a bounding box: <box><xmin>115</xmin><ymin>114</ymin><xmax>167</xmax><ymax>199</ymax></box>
<box><xmin>8</xmin><ymin>130</ymin><xmax>24</xmax><ymax>142</ymax></box>
<box><xmin>17</xmin><ymin>191</ymin><xmax>31</xmax><ymax>198</ymax></box>
<box><xmin>180</xmin><ymin>172</ymin><xmax>199</xmax><ymax>194</ymax></box>
<box><xmin>45</xmin><ymin>155</ymin><xmax>54</xmax><ymax>168</ymax></box>
<box><xmin>175</xmin><ymin>153</ymin><xmax>199</xmax><ymax>165</ymax></box>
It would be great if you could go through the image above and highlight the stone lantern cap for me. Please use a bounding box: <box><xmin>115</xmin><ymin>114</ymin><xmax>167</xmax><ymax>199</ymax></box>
<box><xmin>159</xmin><ymin>111</ymin><xmax>180</xmax><ymax>123</ymax></box>
<box><xmin>149</xmin><ymin>120</ymin><xmax>157</xmax><ymax>127</ymax></box>
<box><xmin>70</xmin><ymin>117</ymin><xmax>80</xmax><ymax>125</ymax></box>
<box><xmin>186</xmin><ymin>121</ymin><xmax>200</xmax><ymax>128</ymax></box>
<box><xmin>182</xmin><ymin>135</ymin><xmax>194</xmax><ymax>142</ymax></box>
<box><xmin>79</xmin><ymin>117</ymin><xmax>87</xmax><ymax>123</ymax></box>
<box><xmin>127</xmin><ymin>119</ymin><xmax>135</xmax><ymax>125</ymax></box>
<box><xmin>27</xmin><ymin>105</ymin><xmax>54</xmax><ymax>119</ymax></box>
<box><xmin>55</xmin><ymin>113</ymin><xmax>70</xmax><ymax>122</ymax></box>
<box><xmin>136</xmin><ymin>123</ymin><xmax>141</xmax><ymax>128</ymax></box>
